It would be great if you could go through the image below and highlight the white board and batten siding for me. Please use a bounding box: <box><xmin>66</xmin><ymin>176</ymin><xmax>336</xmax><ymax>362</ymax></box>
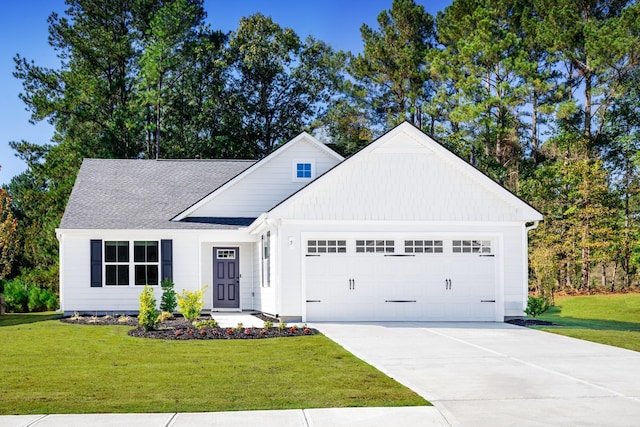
<box><xmin>268</xmin><ymin>124</ymin><xmax>542</xmax><ymax>321</ymax></box>
<box><xmin>184</xmin><ymin>134</ymin><xmax>343</xmax><ymax>219</ymax></box>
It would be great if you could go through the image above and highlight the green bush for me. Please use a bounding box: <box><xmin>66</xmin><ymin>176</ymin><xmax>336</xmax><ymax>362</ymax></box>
<box><xmin>193</xmin><ymin>319</ymin><xmax>218</xmax><ymax>329</ymax></box>
<box><xmin>525</xmin><ymin>296</ymin><xmax>550</xmax><ymax>318</ymax></box>
<box><xmin>138</xmin><ymin>285</ymin><xmax>159</xmax><ymax>331</ymax></box>
<box><xmin>176</xmin><ymin>287</ymin><xmax>206</xmax><ymax>323</ymax></box>
<box><xmin>1</xmin><ymin>277</ymin><xmax>59</xmax><ymax>313</ymax></box>
<box><xmin>158</xmin><ymin>311</ymin><xmax>174</xmax><ymax>322</ymax></box>
<box><xmin>159</xmin><ymin>278</ymin><xmax>177</xmax><ymax>313</ymax></box>
<box><xmin>27</xmin><ymin>286</ymin><xmax>58</xmax><ymax>312</ymax></box>
<box><xmin>2</xmin><ymin>279</ymin><xmax>29</xmax><ymax>312</ymax></box>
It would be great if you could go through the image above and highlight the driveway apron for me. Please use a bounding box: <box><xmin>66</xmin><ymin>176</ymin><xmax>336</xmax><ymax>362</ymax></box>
<box><xmin>315</xmin><ymin>322</ymin><xmax>640</xmax><ymax>427</ymax></box>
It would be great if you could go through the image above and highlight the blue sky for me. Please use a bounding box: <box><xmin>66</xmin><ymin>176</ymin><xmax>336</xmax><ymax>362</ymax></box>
<box><xmin>0</xmin><ymin>0</ymin><xmax>452</xmax><ymax>185</ymax></box>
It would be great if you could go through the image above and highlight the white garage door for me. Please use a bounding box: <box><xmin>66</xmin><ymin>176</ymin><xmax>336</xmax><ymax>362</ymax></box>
<box><xmin>305</xmin><ymin>238</ymin><xmax>497</xmax><ymax>321</ymax></box>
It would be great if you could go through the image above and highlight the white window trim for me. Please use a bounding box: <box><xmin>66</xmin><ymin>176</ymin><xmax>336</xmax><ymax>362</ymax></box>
<box><xmin>104</xmin><ymin>241</ymin><xmax>130</xmax><ymax>286</ymax></box>
<box><xmin>133</xmin><ymin>241</ymin><xmax>160</xmax><ymax>286</ymax></box>
<box><xmin>292</xmin><ymin>159</ymin><xmax>315</xmax><ymax>181</ymax></box>
<box><xmin>104</xmin><ymin>240</ymin><xmax>160</xmax><ymax>286</ymax></box>
<box><xmin>262</xmin><ymin>232</ymin><xmax>271</xmax><ymax>287</ymax></box>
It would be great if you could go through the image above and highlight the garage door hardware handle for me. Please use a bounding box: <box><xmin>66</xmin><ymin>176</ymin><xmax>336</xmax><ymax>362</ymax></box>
<box><xmin>479</xmin><ymin>254</ymin><xmax>495</xmax><ymax>257</ymax></box>
<box><xmin>385</xmin><ymin>300</ymin><xmax>417</xmax><ymax>303</ymax></box>
<box><xmin>481</xmin><ymin>300</ymin><xmax>496</xmax><ymax>303</ymax></box>
<box><xmin>384</xmin><ymin>254</ymin><xmax>415</xmax><ymax>257</ymax></box>
<box><xmin>306</xmin><ymin>300</ymin><xmax>321</xmax><ymax>303</ymax></box>
<box><xmin>305</xmin><ymin>254</ymin><xmax>321</xmax><ymax>257</ymax></box>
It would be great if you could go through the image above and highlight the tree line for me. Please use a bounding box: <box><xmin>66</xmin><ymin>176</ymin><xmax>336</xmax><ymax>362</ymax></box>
<box><xmin>1</xmin><ymin>0</ymin><xmax>639</xmax><ymax>308</ymax></box>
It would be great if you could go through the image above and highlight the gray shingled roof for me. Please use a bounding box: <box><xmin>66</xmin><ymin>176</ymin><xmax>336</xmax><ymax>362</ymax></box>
<box><xmin>60</xmin><ymin>159</ymin><xmax>256</xmax><ymax>230</ymax></box>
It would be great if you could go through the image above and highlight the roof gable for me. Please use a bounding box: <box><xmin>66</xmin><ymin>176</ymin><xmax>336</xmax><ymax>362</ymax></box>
<box><xmin>268</xmin><ymin>122</ymin><xmax>543</xmax><ymax>223</ymax></box>
<box><xmin>173</xmin><ymin>132</ymin><xmax>343</xmax><ymax>221</ymax></box>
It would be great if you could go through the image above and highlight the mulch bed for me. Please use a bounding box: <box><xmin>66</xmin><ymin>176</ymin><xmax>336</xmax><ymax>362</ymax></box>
<box><xmin>61</xmin><ymin>314</ymin><xmax>320</xmax><ymax>340</ymax></box>
<box><xmin>506</xmin><ymin>318</ymin><xmax>557</xmax><ymax>327</ymax></box>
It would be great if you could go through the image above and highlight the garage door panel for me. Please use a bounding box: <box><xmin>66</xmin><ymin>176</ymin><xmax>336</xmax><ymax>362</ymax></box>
<box><xmin>305</xmin><ymin>237</ymin><xmax>498</xmax><ymax>322</ymax></box>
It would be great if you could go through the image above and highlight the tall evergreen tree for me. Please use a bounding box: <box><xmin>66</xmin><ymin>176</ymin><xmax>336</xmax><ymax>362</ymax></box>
<box><xmin>432</xmin><ymin>0</ymin><xmax>532</xmax><ymax>190</ymax></box>
<box><xmin>349</xmin><ymin>0</ymin><xmax>435</xmax><ymax>129</ymax></box>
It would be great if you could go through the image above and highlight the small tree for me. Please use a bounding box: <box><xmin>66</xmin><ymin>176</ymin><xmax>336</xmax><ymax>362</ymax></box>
<box><xmin>159</xmin><ymin>278</ymin><xmax>177</xmax><ymax>313</ymax></box>
<box><xmin>176</xmin><ymin>286</ymin><xmax>206</xmax><ymax>323</ymax></box>
<box><xmin>138</xmin><ymin>285</ymin><xmax>159</xmax><ymax>331</ymax></box>
<box><xmin>525</xmin><ymin>296</ymin><xmax>550</xmax><ymax>318</ymax></box>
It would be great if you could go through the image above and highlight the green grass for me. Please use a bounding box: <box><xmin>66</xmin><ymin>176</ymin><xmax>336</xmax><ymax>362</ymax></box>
<box><xmin>0</xmin><ymin>313</ymin><xmax>428</xmax><ymax>414</ymax></box>
<box><xmin>535</xmin><ymin>294</ymin><xmax>640</xmax><ymax>352</ymax></box>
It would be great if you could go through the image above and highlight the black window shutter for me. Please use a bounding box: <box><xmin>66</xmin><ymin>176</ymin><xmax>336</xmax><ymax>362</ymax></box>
<box><xmin>90</xmin><ymin>240</ymin><xmax>102</xmax><ymax>287</ymax></box>
<box><xmin>161</xmin><ymin>239</ymin><xmax>173</xmax><ymax>281</ymax></box>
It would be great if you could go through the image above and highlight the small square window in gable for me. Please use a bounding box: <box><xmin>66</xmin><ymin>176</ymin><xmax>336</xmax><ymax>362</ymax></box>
<box><xmin>293</xmin><ymin>160</ymin><xmax>314</xmax><ymax>181</ymax></box>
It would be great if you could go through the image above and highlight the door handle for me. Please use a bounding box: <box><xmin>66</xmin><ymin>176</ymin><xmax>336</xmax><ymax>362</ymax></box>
<box><xmin>445</xmin><ymin>279</ymin><xmax>452</xmax><ymax>290</ymax></box>
<box><xmin>349</xmin><ymin>278</ymin><xmax>353</xmax><ymax>290</ymax></box>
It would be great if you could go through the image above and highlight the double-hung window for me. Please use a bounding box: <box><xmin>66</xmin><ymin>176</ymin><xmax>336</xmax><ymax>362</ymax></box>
<box><xmin>105</xmin><ymin>241</ymin><xmax>130</xmax><ymax>286</ymax></box>
<box><xmin>104</xmin><ymin>241</ymin><xmax>159</xmax><ymax>286</ymax></box>
<box><xmin>134</xmin><ymin>241</ymin><xmax>159</xmax><ymax>285</ymax></box>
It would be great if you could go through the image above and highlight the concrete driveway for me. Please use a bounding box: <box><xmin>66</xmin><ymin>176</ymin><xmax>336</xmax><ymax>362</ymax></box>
<box><xmin>315</xmin><ymin>322</ymin><xmax>640</xmax><ymax>427</ymax></box>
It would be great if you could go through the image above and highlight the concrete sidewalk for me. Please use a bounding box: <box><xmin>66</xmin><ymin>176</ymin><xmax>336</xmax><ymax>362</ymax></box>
<box><xmin>0</xmin><ymin>406</ymin><xmax>448</xmax><ymax>427</ymax></box>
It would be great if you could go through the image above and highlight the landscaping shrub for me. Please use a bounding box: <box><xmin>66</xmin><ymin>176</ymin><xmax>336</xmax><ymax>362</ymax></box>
<box><xmin>27</xmin><ymin>286</ymin><xmax>58</xmax><ymax>312</ymax></box>
<box><xmin>1</xmin><ymin>277</ymin><xmax>58</xmax><ymax>313</ymax></box>
<box><xmin>159</xmin><ymin>278</ymin><xmax>177</xmax><ymax>313</ymax></box>
<box><xmin>176</xmin><ymin>287</ymin><xmax>206</xmax><ymax>323</ymax></box>
<box><xmin>158</xmin><ymin>311</ymin><xmax>174</xmax><ymax>322</ymax></box>
<box><xmin>1</xmin><ymin>279</ymin><xmax>29</xmax><ymax>312</ymax></box>
<box><xmin>525</xmin><ymin>296</ymin><xmax>550</xmax><ymax>318</ymax></box>
<box><xmin>193</xmin><ymin>319</ymin><xmax>218</xmax><ymax>329</ymax></box>
<box><xmin>138</xmin><ymin>285</ymin><xmax>159</xmax><ymax>331</ymax></box>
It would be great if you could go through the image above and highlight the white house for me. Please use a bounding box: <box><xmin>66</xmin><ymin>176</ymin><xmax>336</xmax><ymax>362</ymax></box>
<box><xmin>57</xmin><ymin>122</ymin><xmax>542</xmax><ymax>321</ymax></box>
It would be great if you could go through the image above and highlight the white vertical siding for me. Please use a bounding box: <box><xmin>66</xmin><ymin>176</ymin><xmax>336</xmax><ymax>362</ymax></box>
<box><xmin>273</xmin><ymin>151</ymin><xmax>520</xmax><ymax>222</ymax></box>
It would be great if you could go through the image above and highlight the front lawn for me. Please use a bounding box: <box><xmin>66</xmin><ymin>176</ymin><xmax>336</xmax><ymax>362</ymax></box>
<box><xmin>535</xmin><ymin>294</ymin><xmax>640</xmax><ymax>352</ymax></box>
<box><xmin>0</xmin><ymin>313</ymin><xmax>428</xmax><ymax>414</ymax></box>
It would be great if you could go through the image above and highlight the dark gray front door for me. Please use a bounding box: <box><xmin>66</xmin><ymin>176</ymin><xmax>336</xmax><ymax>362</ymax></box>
<box><xmin>213</xmin><ymin>247</ymin><xmax>239</xmax><ymax>309</ymax></box>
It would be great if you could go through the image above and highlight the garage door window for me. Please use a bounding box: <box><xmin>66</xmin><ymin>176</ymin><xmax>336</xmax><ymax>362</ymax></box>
<box><xmin>307</xmin><ymin>240</ymin><xmax>346</xmax><ymax>254</ymax></box>
<box><xmin>452</xmin><ymin>240</ymin><xmax>491</xmax><ymax>254</ymax></box>
<box><xmin>355</xmin><ymin>240</ymin><xmax>394</xmax><ymax>253</ymax></box>
<box><xmin>405</xmin><ymin>240</ymin><xmax>443</xmax><ymax>253</ymax></box>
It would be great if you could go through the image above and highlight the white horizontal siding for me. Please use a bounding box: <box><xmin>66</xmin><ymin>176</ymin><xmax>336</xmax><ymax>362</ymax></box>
<box><xmin>59</xmin><ymin>230</ymin><xmax>259</xmax><ymax>313</ymax></box>
<box><xmin>187</xmin><ymin>136</ymin><xmax>341</xmax><ymax>218</ymax></box>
